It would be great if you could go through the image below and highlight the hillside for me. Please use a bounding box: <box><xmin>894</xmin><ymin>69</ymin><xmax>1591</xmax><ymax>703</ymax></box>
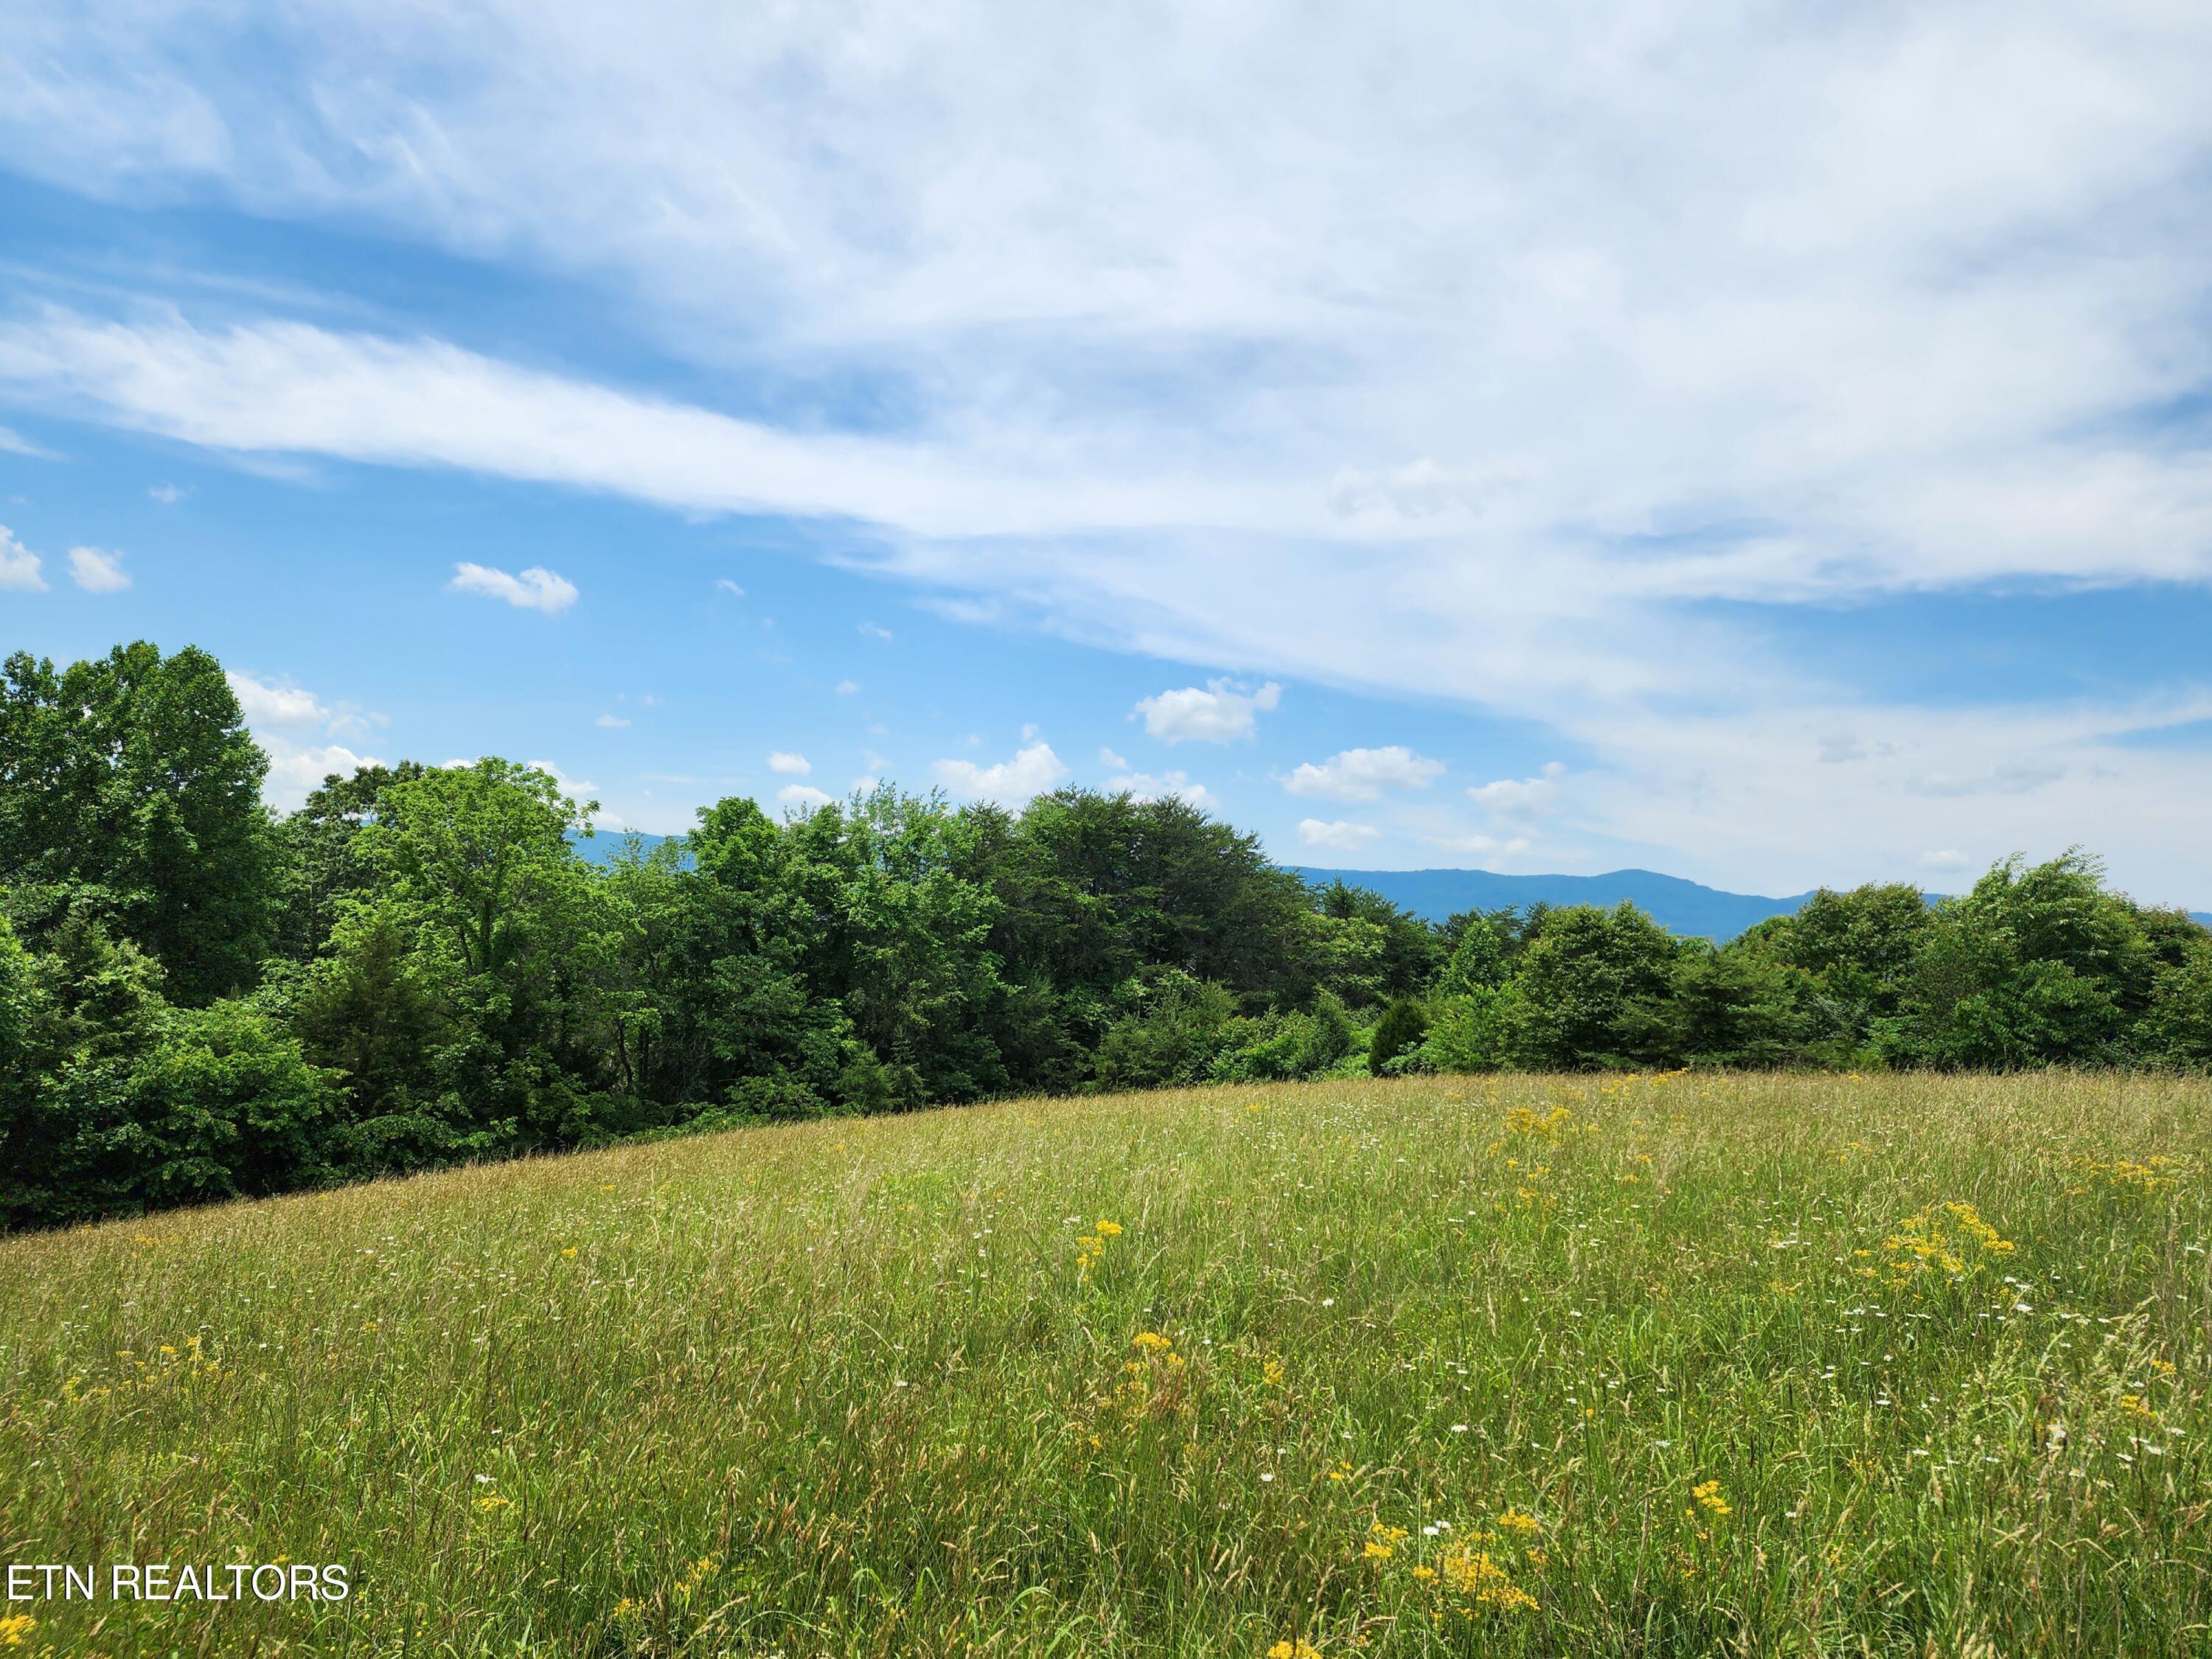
<box><xmin>1291</xmin><ymin>865</ymin><xmax>1819</xmax><ymax>939</ymax></box>
<box><xmin>1296</xmin><ymin>864</ymin><xmax>2212</xmax><ymax>939</ymax></box>
<box><xmin>4</xmin><ymin>1071</ymin><xmax>2206</xmax><ymax>1656</ymax></box>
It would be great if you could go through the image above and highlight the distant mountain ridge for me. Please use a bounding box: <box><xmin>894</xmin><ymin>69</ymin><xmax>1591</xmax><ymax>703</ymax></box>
<box><xmin>1295</xmin><ymin>866</ymin><xmax>2212</xmax><ymax>941</ymax></box>
<box><xmin>576</xmin><ymin>837</ymin><xmax>2207</xmax><ymax>940</ymax></box>
<box><xmin>1291</xmin><ymin>866</ymin><xmax>1818</xmax><ymax>941</ymax></box>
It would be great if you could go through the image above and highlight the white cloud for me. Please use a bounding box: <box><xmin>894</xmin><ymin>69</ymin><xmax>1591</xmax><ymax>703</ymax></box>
<box><xmin>148</xmin><ymin>483</ymin><xmax>186</xmax><ymax>504</ymax></box>
<box><xmin>768</xmin><ymin>750</ymin><xmax>811</xmax><ymax>775</ymax></box>
<box><xmin>261</xmin><ymin>740</ymin><xmax>380</xmax><ymax>811</ymax></box>
<box><xmin>1106</xmin><ymin>769</ymin><xmax>1217</xmax><ymax>810</ymax></box>
<box><xmin>931</xmin><ymin>740</ymin><xmax>1068</xmax><ymax>805</ymax></box>
<box><xmin>858</xmin><ymin>620</ymin><xmax>894</xmax><ymax>641</ymax></box>
<box><xmin>595</xmin><ymin>712</ymin><xmax>630</xmax><ymax>728</ymax></box>
<box><xmin>226</xmin><ymin>669</ymin><xmax>327</xmax><ymax>726</ymax></box>
<box><xmin>1298</xmin><ymin>818</ymin><xmax>1381</xmax><ymax>853</ymax></box>
<box><xmin>67</xmin><ymin>545</ymin><xmax>129</xmax><ymax>591</ymax></box>
<box><xmin>0</xmin><ymin>427</ymin><xmax>57</xmax><ymax>459</ymax></box>
<box><xmin>1282</xmin><ymin>745</ymin><xmax>1445</xmax><ymax>801</ymax></box>
<box><xmin>1921</xmin><ymin>848</ymin><xmax>1972</xmax><ymax>871</ymax></box>
<box><xmin>1134</xmin><ymin>679</ymin><xmax>1281</xmax><ymax>744</ymax></box>
<box><xmin>0</xmin><ymin>525</ymin><xmax>46</xmax><ymax>591</ymax></box>
<box><xmin>449</xmin><ymin>561</ymin><xmax>577</xmax><ymax>613</ymax></box>
<box><xmin>1429</xmin><ymin>832</ymin><xmax>1531</xmax><ymax>858</ymax></box>
<box><xmin>835</xmin><ymin>679</ymin><xmax>860</xmax><ymax>694</ymax></box>
<box><xmin>715</xmin><ymin>577</ymin><xmax>745</xmax><ymax>596</ymax></box>
<box><xmin>776</xmin><ymin>782</ymin><xmax>835</xmax><ymax>813</ymax></box>
<box><xmin>526</xmin><ymin>759</ymin><xmax>599</xmax><ymax>803</ymax></box>
<box><xmin>1467</xmin><ymin>761</ymin><xmax>1567</xmax><ymax>820</ymax></box>
<box><xmin>1098</xmin><ymin>746</ymin><xmax>1129</xmax><ymax>769</ymax></box>
<box><xmin>10</xmin><ymin>6</ymin><xmax>2212</xmax><ymax>894</ymax></box>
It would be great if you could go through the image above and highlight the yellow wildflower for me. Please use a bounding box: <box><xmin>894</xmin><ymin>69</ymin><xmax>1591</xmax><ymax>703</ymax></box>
<box><xmin>1267</xmin><ymin>1641</ymin><xmax>1321</xmax><ymax>1659</ymax></box>
<box><xmin>1691</xmin><ymin>1479</ymin><xmax>1731</xmax><ymax>1517</ymax></box>
<box><xmin>0</xmin><ymin>1615</ymin><xmax>33</xmax><ymax>1648</ymax></box>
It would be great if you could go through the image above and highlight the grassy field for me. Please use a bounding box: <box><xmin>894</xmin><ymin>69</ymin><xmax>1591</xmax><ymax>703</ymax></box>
<box><xmin>2</xmin><ymin>1072</ymin><xmax>2208</xmax><ymax>1658</ymax></box>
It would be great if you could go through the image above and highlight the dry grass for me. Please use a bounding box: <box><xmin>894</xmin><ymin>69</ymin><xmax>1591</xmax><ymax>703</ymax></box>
<box><xmin>2</xmin><ymin>1070</ymin><xmax>2208</xmax><ymax>1657</ymax></box>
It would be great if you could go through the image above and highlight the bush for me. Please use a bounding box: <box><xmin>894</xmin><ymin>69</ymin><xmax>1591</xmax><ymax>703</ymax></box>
<box><xmin>1417</xmin><ymin>987</ymin><xmax>1516</xmax><ymax>1073</ymax></box>
<box><xmin>1368</xmin><ymin>998</ymin><xmax>1430</xmax><ymax>1074</ymax></box>
<box><xmin>1092</xmin><ymin>972</ymin><xmax>1239</xmax><ymax>1091</ymax></box>
<box><xmin>1210</xmin><ymin>993</ymin><xmax>1356</xmax><ymax>1082</ymax></box>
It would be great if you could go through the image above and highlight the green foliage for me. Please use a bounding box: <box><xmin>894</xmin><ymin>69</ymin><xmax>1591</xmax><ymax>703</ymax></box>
<box><xmin>1438</xmin><ymin>913</ymin><xmax>1511</xmax><ymax>995</ymax></box>
<box><xmin>1210</xmin><ymin>992</ymin><xmax>1357</xmax><ymax>1082</ymax></box>
<box><xmin>1666</xmin><ymin>941</ymin><xmax>1806</xmax><ymax>1067</ymax></box>
<box><xmin>10</xmin><ymin>638</ymin><xmax>2212</xmax><ymax>1230</ymax></box>
<box><xmin>1505</xmin><ymin>902</ymin><xmax>1683</xmax><ymax>1069</ymax></box>
<box><xmin>1876</xmin><ymin>853</ymin><xmax>2146</xmax><ymax>1068</ymax></box>
<box><xmin>1416</xmin><ymin>986</ymin><xmax>1516</xmax><ymax>1073</ymax></box>
<box><xmin>1093</xmin><ymin>971</ymin><xmax>1239</xmax><ymax>1091</ymax></box>
<box><xmin>1367</xmin><ymin>996</ymin><xmax>1430</xmax><ymax>1074</ymax></box>
<box><xmin>1</xmin><ymin>642</ymin><xmax>276</xmax><ymax>1002</ymax></box>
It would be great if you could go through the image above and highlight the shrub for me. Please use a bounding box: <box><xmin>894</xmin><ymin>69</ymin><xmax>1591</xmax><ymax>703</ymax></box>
<box><xmin>1416</xmin><ymin>987</ymin><xmax>1515</xmax><ymax>1073</ymax></box>
<box><xmin>1368</xmin><ymin>998</ymin><xmax>1430</xmax><ymax>1074</ymax></box>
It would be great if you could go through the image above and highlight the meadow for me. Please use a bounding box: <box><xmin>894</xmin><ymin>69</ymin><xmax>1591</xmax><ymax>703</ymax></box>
<box><xmin>1</xmin><ymin>1071</ymin><xmax>2207</xmax><ymax>1658</ymax></box>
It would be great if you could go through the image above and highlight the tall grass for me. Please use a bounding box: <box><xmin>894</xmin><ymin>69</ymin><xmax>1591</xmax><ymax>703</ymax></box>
<box><xmin>2</xmin><ymin>1071</ymin><xmax>2207</xmax><ymax>1657</ymax></box>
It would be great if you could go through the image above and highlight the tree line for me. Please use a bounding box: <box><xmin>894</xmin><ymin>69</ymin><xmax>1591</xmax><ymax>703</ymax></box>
<box><xmin>4</xmin><ymin>641</ymin><xmax>2209</xmax><ymax>1229</ymax></box>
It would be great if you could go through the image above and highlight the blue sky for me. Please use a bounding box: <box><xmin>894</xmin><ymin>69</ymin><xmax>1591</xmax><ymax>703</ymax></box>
<box><xmin>4</xmin><ymin>3</ymin><xmax>2212</xmax><ymax>906</ymax></box>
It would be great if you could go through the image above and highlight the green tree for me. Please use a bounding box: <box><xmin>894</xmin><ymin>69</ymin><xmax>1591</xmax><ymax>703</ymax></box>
<box><xmin>0</xmin><ymin>643</ymin><xmax>277</xmax><ymax>1002</ymax></box>
<box><xmin>1506</xmin><ymin>902</ymin><xmax>1683</xmax><ymax>1070</ymax></box>
<box><xmin>1878</xmin><ymin>853</ymin><xmax>2148</xmax><ymax>1068</ymax></box>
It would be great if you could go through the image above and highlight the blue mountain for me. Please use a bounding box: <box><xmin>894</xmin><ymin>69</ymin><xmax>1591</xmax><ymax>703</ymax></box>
<box><xmin>1295</xmin><ymin>866</ymin><xmax>2212</xmax><ymax>940</ymax></box>
<box><xmin>1293</xmin><ymin>866</ymin><xmax>1822</xmax><ymax>942</ymax></box>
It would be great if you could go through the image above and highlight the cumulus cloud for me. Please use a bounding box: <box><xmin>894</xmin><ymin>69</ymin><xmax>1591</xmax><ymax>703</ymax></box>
<box><xmin>776</xmin><ymin>782</ymin><xmax>835</xmax><ymax>813</ymax></box>
<box><xmin>715</xmin><ymin>577</ymin><xmax>744</xmax><ymax>596</ymax></box>
<box><xmin>449</xmin><ymin>561</ymin><xmax>577</xmax><ymax>613</ymax></box>
<box><xmin>1298</xmin><ymin>818</ymin><xmax>1381</xmax><ymax>853</ymax></box>
<box><xmin>1105</xmin><ymin>768</ymin><xmax>1217</xmax><ymax>810</ymax></box>
<box><xmin>1282</xmin><ymin>745</ymin><xmax>1445</xmax><ymax>801</ymax></box>
<box><xmin>223</xmin><ymin>668</ymin><xmax>391</xmax><ymax>810</ymax></box>
<box><xmin>226</xmin><ymin>669</ymin><xmax>327</xmax><ymax>726</ymax></box>
<box><xmin>858</xmin><ymin>620</ymin><xmax>894</xmax><ymax>641</ymax></box>
<box><xmin>67</xmin><ymin>546</ymin><xmax>129</xmax><ymax>591</ymax></box>
<box><xmin>931</xmin><ymin>741</ymin><xmax>1068</xmax><ymax>804</ymax></box>
<box><xmin>0</xmin><ymin>526</ymin><xmax>46</xmax><ymax>591</ymax></box>
<box><xmin>1467</xmin><ymin>762</ymin><xmax>1567</xmax><ymax>820</ymax></box>
<box><xmin>835</xmin><ymin>679</ymin><xmax>860</xmax><ymax>694</ymax></box>
<box><xmin>595</xmin><ymin>712</ymin><xmax>630</xmax><ymax>728</ymax></box>
<box><xmin>768</xmin><ymin>751</ymin><xmax>811</xmax><ymax>775</ymax></box>
<box><xmin>262</xmin><ymin>740</ymin><xmax>379</xmax><ymax>809</ymax></box>
<box><xmin>148</xmin><ymin>483</ymin><xmax>186</xmax><ymax>504</ymax></box>
<box><xmin>1134</xmin><ymin>679</ymin><xmax>1281</xmax><ymax>744</ymax></box>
